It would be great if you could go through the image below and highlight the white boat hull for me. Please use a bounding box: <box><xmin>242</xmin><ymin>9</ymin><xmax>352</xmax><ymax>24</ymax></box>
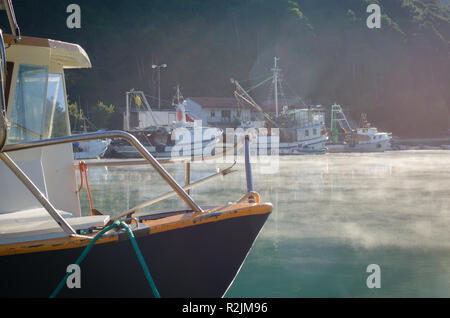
<box><xmin>106</xmin><ymin>138</ymin><xmax>219</xmax><ymax>158</ymax></box>
<box><xmin>73</xmin><ymin>139</ymin><xmax>111</xmax><ymax>159</ymax></box>
<box><xmin>327</xmin><ymin>139</ymin><xmax>391</xmax><ymax>153</ymax></box>
<box><xmin>249</xmin><ymin>135</ymin><xmax>328</xmax><ymax>155</ymax></box>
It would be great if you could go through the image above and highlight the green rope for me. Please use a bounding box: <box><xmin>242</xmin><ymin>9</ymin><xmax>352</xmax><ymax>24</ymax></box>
<box><xmin>50</xmin><ymin>220</ymin><xmax>160</xmax><ymax>298</ymax></box>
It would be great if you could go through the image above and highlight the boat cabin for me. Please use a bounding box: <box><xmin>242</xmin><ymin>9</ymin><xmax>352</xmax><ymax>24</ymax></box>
<box><xmin>0</xmin><ymin>34</ymin><xmax>91</xmax><ymax>221</ymax></box>
<box><xmin>356</xmin><ymin>127</ymin><xmax>391</xmax><ymax>142</ymax></box>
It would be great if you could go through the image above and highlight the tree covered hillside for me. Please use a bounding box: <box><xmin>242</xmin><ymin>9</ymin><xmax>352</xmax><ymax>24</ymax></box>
<box><xmin>6</xmin><ymin>0</ymin><xmax>450</xmax><ymax>136</ymax></box>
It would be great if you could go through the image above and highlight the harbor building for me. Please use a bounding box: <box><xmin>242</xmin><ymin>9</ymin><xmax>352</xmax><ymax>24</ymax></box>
<box><xmin>184</xmin><ymin>97</ymin><xmax>251</xmax><ymax>128</ymax></box>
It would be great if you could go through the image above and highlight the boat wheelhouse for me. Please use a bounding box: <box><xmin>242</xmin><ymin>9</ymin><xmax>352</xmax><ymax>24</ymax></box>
<box><xmin>276</xmin><ymin>106</ymin><xmax>328</xmax><ymax>154</ymax></box>
<box><xmin>232</xmin><ymin>57</ymin><xmax>328</xmax><ymax>155</ymax></box>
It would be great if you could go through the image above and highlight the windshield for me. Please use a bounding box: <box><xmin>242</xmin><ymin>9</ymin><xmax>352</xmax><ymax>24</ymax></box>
<box><xmin>7</xmin><ymin>65</ymin><xmax>69</xmax><ymax>144</ymax></box>
<box><xmin>44</xmin><ymin>73</ymin><xmax>69</xmax><ymax>138</ymax></box>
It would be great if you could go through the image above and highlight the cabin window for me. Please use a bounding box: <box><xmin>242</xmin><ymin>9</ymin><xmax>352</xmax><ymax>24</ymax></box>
<box><xmin>305</xmin><ymin>129</ymin><xmax>309</xmax><ymax>137</ymax></box>
<box><xmin>210</xmin><ymin>111</ymin><xmax>215</xmax><ymax>118</ymax></box>
<box><xmin>7</xmin><ymin>65</ymin><xmax>69</xmax><ymax>144</ymax></box>
<box><xmin>313</xmin><ymin>128</ymin><xmax>317</xmax><ymax>135</ymax></box>
<box><xmin>221</xmin><ymin>110</ymin><xmax>231</xmax><ymax>121</ymax></box>
<box><xmin>44</xmin><ymin>74</ymin><xmax>69</xmax><ymax>138</ymax></box>
<box><xmin>7</xmin><ymin>65</ymin><xmax>49</xmax><ymax>143</ymax></box>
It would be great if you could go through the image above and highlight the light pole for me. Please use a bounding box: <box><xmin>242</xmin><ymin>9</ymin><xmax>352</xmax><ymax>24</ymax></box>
<box><xmin>152</xmin><ymin>63</ymin><xmax>167</xmax><ymax>110</ymax></box>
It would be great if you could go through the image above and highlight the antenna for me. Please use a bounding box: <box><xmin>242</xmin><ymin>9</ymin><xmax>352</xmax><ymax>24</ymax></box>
<box><xmin>0</xmin><ymin>0</ymin><xmax>21</xmax><ymax>41</ymax></box>
<box><xmin>272</xmin><ymin>57</ymin><xmax>280</xmax><ymax>117</ymax></box>
<box><xmin>172</xmin><ymin>85</ymin><xmax>184</xmax><ymax>108</ymax></box>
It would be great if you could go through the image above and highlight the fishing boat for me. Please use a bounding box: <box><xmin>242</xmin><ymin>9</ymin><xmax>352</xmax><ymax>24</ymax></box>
<box><xmin>0</xmin><ymin>1</ymin><xmax>271</xmax><ymax>298</ymax></box>
<box><xmin>327</xmin><ymin>103</ymin><xmax>392</xmax><ymax>152</ymax></box>
<box><xmin>103</xmin><ymin>89</ymin><xmax>223</xmax><ymax>159</ymax></box>
<box><xmin>232</xmin><ymin>57</ymin><xmax>328</xmax><ymax>155</ymax></box>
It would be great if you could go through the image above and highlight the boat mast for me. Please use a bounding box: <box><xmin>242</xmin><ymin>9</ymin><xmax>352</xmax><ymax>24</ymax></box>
<box><xmin>1</xmin><ymin>0</ymin><xmax>21</xmax><ymax>41</ymax></box>
<box><xmin>125</xmin><ymin>91</ymin><xmax>130</xmax><ymax>130</ymax></box>
<box><xmin>172</xmin><ymin>84</ymin><xmax>184</xmax><ymax>108</ymax></box>
<box><xmin>331</xmin><ymin>104</ymin><xmax>338</xmax><ymax>143</ymax></box>
<box><xmin>272</xmin><ymin>57</ymin><xmax>280</xmax><ymax>117</ymax></box>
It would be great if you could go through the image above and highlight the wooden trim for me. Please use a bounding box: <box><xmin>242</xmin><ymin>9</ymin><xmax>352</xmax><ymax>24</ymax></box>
<box><xmin>142</xmin><ymin>203</ymin><xmax>272</xmax><ymax>235</ymax></box>
<box><xmin>0</xmin><ymin>202</ymin><xmax>272</xmax><ymax>256</ymax></box>
<box><xmin>4</xmin><ymin>34</ymin><xmax>50</xmax><ymax>48</ymax></box>
<box><xmin>0</xmin><ymin>232</ymin><xmax>117</xmax><ymax>257</ymax></box>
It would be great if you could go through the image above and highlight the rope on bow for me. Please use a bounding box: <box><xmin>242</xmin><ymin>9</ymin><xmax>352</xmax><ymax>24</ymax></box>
<box><xmin>76</xmin><ymin>161</ymin><xmax>94</xmax><ymax>216</ymax></box>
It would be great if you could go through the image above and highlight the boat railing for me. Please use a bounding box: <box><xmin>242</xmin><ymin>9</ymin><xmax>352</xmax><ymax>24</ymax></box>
<box><xmin>80</xmin><ymin>133</ymin><xmax>245</xmax><ymax>167</ymax></box>
<box><xmin>0</xmin><ymin>130</ymin><xmax>251</xmax><ymax>237</ymax></box>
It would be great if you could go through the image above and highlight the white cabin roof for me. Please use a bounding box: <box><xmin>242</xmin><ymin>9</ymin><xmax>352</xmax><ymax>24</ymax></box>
<box><xmin>4</xmin><ymin>34</ymin><xmax>91</xmax><ymax>69</ymax></box>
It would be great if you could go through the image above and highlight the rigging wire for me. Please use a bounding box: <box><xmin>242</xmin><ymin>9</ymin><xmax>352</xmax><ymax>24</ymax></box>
<box><xmin>245</xmin><ymin>75</ymin><xmax>274</xmax><ymax>93</ymax></box>
<box><xmin>283</xmin><ymin>79</ymin><xmax>308</xmax><ymax>107</ymax></box>
<box><xmin>238</xmin><ymin>72</ymin><xmax>272</xmax><ymax>84</ymax></box>
<box><xmin>143</xmin><ymin>94</ymin><xmax>172</xmax><ymax>107</ymax></box>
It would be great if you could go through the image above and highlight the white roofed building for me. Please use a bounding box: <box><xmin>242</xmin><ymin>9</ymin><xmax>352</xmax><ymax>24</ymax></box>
<box><xmin>184</xmin><ymin>97</ymin><xmax>251</xmax><ymax>128</ymax></box>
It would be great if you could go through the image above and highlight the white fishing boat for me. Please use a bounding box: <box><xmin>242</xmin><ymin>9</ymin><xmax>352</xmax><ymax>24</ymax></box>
<box><xmin>73</xmin><ymin>138</ymin><xmax>111</xmax><ymax>159</ymax></box>
<box><xmin>72</xmin><ymin>125</ymin><xmax>111</xmax><ymax>159</ymax></box>
<box><xmin>327</xmin><ymin>104</ymin><xmax>392</xmax><ymax>152</ymax></box>
<box><xmin>103</xmin><ymin>89</ymin><xmax>222</xmax><ymax>158</ymax></box>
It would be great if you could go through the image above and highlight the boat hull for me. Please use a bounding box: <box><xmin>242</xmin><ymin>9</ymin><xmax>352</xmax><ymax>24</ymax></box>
<box><xmin>73</xmin><ymin>139</ymin><xmax>111</xmax><ymax>159</ymax></box>
<box><xmin>103</xmin><ymin>137</ymin><xmax>219</xmax><ymax>159</ymax></box>
<box><xmin>327</xmin><ymin>139</ymin><xmax>391</xmax><ymax>153</ymax></box>
<box><xmin>104</xmin><ymin>141</ymin><xmax>216</xmax><ymax>158</ymax></box>
<box><xmin>0</xmin><ymin>209</ymin><xmax>270</xmax><ymax>298</ymax></box>
<box><xmin>255</xmin><ymin>137</ymin><xmax>328</xmax><ymax>155</ymax></box>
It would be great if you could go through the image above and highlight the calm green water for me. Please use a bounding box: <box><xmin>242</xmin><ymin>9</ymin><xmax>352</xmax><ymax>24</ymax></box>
<box><xmin>79</xmin><ymin>150</ymin><xmax>450</xmax><ymax>297</ymax></box>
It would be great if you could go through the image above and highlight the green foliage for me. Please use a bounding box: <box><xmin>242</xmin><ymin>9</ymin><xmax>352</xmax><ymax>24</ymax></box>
<box><xmin>68</xmin><ymin>100</ymin><xmax>84</xmax><ymax>132</ymax></box>
<box><xmin>68</xmin><ymin>99</ymin><xmax>119</xmax><ymax>131</ymax></box>
<box><xmin>288</xmin><ymin>0</ymin><xmax>314</xmax><ymax>30</ymax></box>
<box><xmin>49</xmin><ymin>102</ymin><xmax>69</xmax><ymax>138</ymax></box>
<box><xmin>89</xmin><ymin>101</ymin><xmax>115</xmax><ymax>129</ymax></box>
<box><xmin>9</xmin><ymin>0</ymin><xmax>449</xmax><ymax>137</ymax></box>
<box><xmin>346</xmin><ymin>9</ymin><xmax>360</xmax><ymax>23</ymax></box>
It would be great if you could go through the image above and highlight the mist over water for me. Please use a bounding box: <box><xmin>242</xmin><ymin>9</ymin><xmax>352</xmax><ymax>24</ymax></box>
<box><xmin>80</xmin><ymin>150</ymin><xmax>450</xmax><ymax>297</ymax></box>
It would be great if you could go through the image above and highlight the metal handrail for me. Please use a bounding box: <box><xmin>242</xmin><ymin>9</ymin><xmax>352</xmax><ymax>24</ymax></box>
<box><xmin>2</xmin><ymin>130</ymin><xmax>203</xmax><ymax>213</ymax></box>
<box><xmin>78</xmin><ymin>134</ymin><xmax>246</xmax><ymax>167</ymax></box>
<box><xmin>112</xmin><ymin>163</ymin><xmax>237</xmax><ymax>221</ymax></box>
